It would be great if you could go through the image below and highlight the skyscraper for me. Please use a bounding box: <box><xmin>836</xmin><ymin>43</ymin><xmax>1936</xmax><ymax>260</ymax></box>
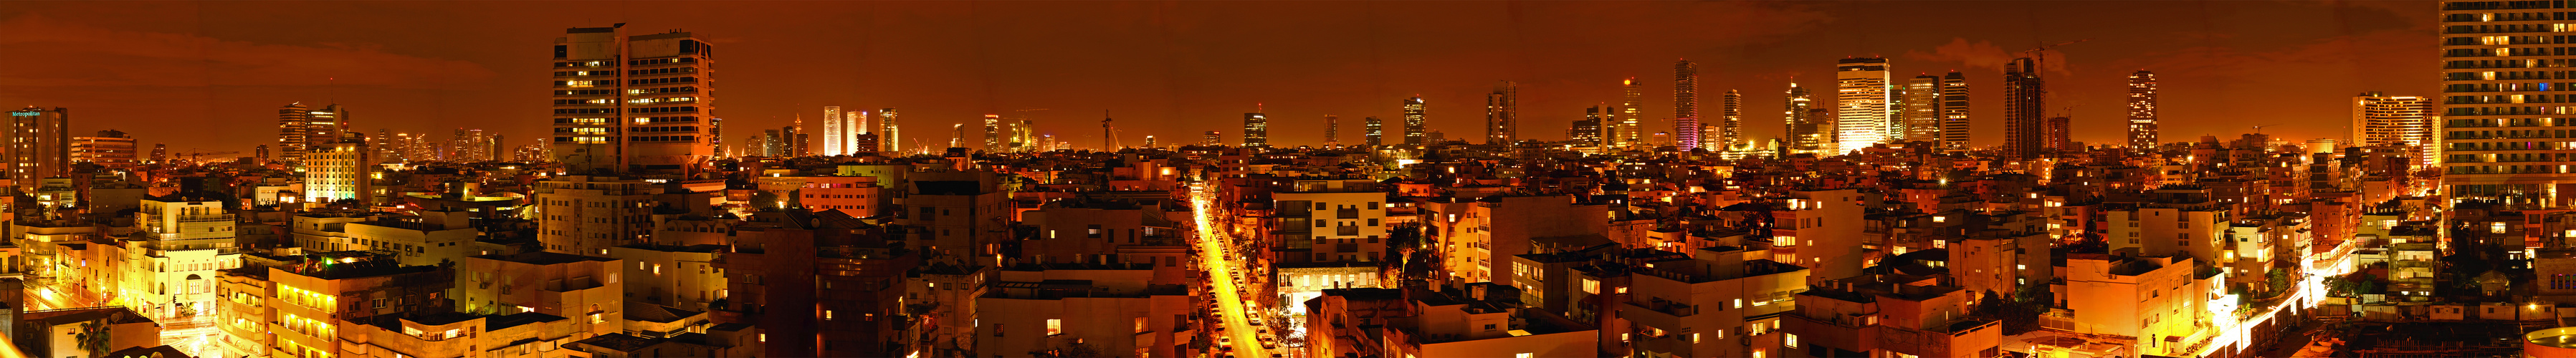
<box><xmin>1485</xmin><ymin>81</ymin><xmax>1517</xmax><ymax>145</ymax></box>
<box><xmin>371</xmin><ymin>129</ymin><xmax>401</xmax><ymax>163</ymax></box>
<box><xmin>1573</xmin><ymin>105</ymin><xmax>1607</xmax><ymax>149</ymax></box>
<box><xmin>1619</xmin><ymin>77</ymin><xmax>1644</xmax><ymax>149</ymax></box>
<box><xmin>879</xmin><ymin>108</ymin><xmax>900</xmax><ymax>155</ymax></box>
<box><xmin>1323</xmin><ymin>114</ymin><xmax>1340</xmax><ymax>146</ymax></box>
<box><xmin>2437</xmin><ymin>1</ymin><xmax>2562</xmax><ymax>203</ymax></box>
<box><xmin>2127</xmin><ymin>70</ymin><xmax>2160</xmax><ymax>149</ymax></box>
<box><xmin>2354</xmin><ymin>92</ymin><xmax>2433</xmax><ymax>168</ymax></box>
<box><xmin>1940</xmin><ymin>72</ymin><xmax>1972</xmax><ymax>153</ymax></box>
<box><xmin>6</xmin><ymin>107</ymin><xmax>70</xmax><ymax>190</ymax></box>
<box><xmin>1674</xmin><ymin>59</ymin><xmax>1700</xmax><ymax>150</ymax></box>
<box><xmin>1720</xmin><ymin>90</ymin><xmax>1743</xmax><ymax>150</ymax></box>
<box><xmin>823</xmin><ymin>106</ymin><xmax>844</xmax><ymax>155</ymax></box>
<box><xmin>1364</xmin><ymin>116</ymin><xmax>1384</xmax><ymax>146</ymax></box>
<box><xmin>1835</xmin><ymin>57</ymin><xmax>1892</xmax><ymax>154</ymax></box>
<box><xmin>305</xmin><ymin>104</ymin><xmax>350</xmax><ymax>158</ymax></box>
<box><xmin>792</xmin><ymin>115</ymin><xmax>810</xmax><ymax>155</ymax></box>
<box><xmin>1403</xmin><ymin>97</ymin><xmax>1426</xmax><ymax>145</ymax></box>
<box><xmin>1243</xmin><ymin>107</ymin><xmax>1269</xmax><ymax>148</ymax></box>
<box><xmin>983</xmin><ymin>114</ymin><xmax>1002</xmax><ymax>151</ymax></box>
<box><xmin>550</xmin><ymin>25</ymin><xmax>717</xmax><ymax>173</ymax></box>
<box><xmin>277</xmin><ymin>102</ymin><xmax>310</xmax><ymax>162</ymax></box>
<box><xmin>1203</xmin><ymin>130</ymin><xmax>1222</xmax><ymax>146</ymax></box>
<box><xmin>2003</xmin><ymin>57</ymin><xmax>2045</xmax><ymax>160</ymax></box>
<box><xmin>1902</xmin><ymin>74</ymin><xmax>1942</xmax><ymax>142</ymax></box>
<box><xmin>1783</xmin><ymin>84</ymin><xmax>1826</xmax><ymax>155</ymax></box>
<box><xmin>2045</xmin><ymin>116</ymin><xmax>2073</xmax><ymax>152</ymax></box>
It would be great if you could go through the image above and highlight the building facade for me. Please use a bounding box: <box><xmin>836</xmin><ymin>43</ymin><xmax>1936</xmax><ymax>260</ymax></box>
<box><xmin>550</xmin><ymin>26</ymin><xmax>718</xmax><ymax>173</ymax></box>
<box><xmin>1835</xmin><ymin>57</ymin><xmax>1893</xmax><ymax>153</ymax></box>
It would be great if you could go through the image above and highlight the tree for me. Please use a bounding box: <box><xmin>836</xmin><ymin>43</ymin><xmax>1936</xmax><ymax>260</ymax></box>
<box><xmin>2266</xmin><ymin>268</ymin><xmax>2292</xmax><ymax>296</ymax></box>
<box><xmin>75</xmin><ymin>320</ymin><xmax>109</xmax><ymax>358</ymax></box>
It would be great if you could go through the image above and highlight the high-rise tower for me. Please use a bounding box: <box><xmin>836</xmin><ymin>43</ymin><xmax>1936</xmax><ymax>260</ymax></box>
<box><xmin>1784</xmin><ymin>84</ymin><xmax>1826</xmax><ymax>155</ymax></box>
<box><xmin>1364</xmin><ymin>116</ymin><xmax>1384</xmax><ymax>146</ymax></box>
<box><xmin>305</xmin><ymin>104</ymin><xmax>350</xmax><ymax>155</ymax></box>
<box><xmin>983</xmin><ymin>115</ymin><xmax>1001</xmax><ymax>151</ymax></box>
<box><xmin>1403</xmin><ymin>97</ymin><xmax>1426</xmax><ymax>145</ymax></box>
<box><xmin>1674</xmin><ymin>60</ymin><xmax>1700</xmax><ymax>150</ymax></box>
<box><xmin>1574</xmin><ymin>105</ymin><xmax>1607</xmax><ymax>149</ymax></box>
<box><xmin>2355</xmin><ymin>92</ymin><xmax>2433</xmax><ymax>168</ymax></box>
<box><xmin>2044</xmin><ymin>116</ymin><xmax>2073</xmax><ymax>152</ymax></box>
<box><xmin>6</xmin><ymin>107</ymin><xmax>70</xmax><ymax>190</ymax></box>
<box><xmin>1902</xmin><ymin>74</ymin><xmax>1942</xmax><ymax>142</ymax></box>
<box><xmin>2003</xmin><ymin>57</ymin><xmax>2045</xmax><ymax>160</ymax></box>
<box><xmin>1720</xmin><ymin>90</ymin><xmax>1743</xmax><ymax>150</ymax></box>
<box><xmin>1834</xmin><ymin>57</ymin><xmax>1892</xmax><ymax>154</ymax></box>
<box><xmin>823</xmin><ymin>106</ymin><xmax>844</xmax><ymax>155</ymax></box>
<box><xmin>1485</xmin><ymin>81</ymin><xmax>1517</xmax><ymax>145</ymax></box>
<box><xmin>1939</xmin><ymin>72</ymin><xmax>1972</xmax><ymax>153</ymax></box>
<box><xmin>2436</xmin><ymin>1</ymin><xmax>2572</xmax><ymax>203</ymax></box>
<box><xmin>879</xmin><ymin>108</ymin><xmax>900</xmax><ymax>155</ymax></box>
<box><xmin>277</xmin><ymin>103</ymin><xmax>310</xmax><ymax>162</ymax></box>
<box><xmin>550</xmin><ymin>25</ymin><xmax>717</xmax><ymax>173</ymax></box>
<box><xmin>1619</xmin><ymin>77</ymin><xmax>1643</xmax><ymax>149</ymax></box>
<box><xmin>2127</xmin><ymin>70</ymin><xmax>2160</xmax><ymax>149</ymax></box>
<box><xmin>1243</xmin><ymin>106</ymin><xmax>1269</xmax><ymax>148</ymax></box>
<box><xmin>1323</xmin><ymin>115</ymin><xmax>1340</xmax><ymax>146</ymax></box>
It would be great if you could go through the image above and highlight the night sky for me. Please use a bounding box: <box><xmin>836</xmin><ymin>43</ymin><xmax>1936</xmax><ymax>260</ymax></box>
<box><xmin>0</xmin><ymin>1</ymin><xmax>2430</xmax><ymax>154</ymax></box>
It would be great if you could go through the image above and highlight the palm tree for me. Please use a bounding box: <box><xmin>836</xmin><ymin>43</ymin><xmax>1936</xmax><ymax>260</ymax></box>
<box><xmin>75</xmin><ymin>320</ymin><xmax>109</xmax><ymax>358</ymax></box>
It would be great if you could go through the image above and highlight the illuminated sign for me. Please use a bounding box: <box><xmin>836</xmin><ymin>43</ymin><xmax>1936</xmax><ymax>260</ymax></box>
<box><xmin>7</xmin><ymin>111</ymin><xmax>39</xmax><ymax>117</ymax></box>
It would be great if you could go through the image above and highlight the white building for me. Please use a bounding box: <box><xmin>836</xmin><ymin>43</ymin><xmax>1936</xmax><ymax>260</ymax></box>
<box><xmin>1834</xmin><ymin>57</ymin><xmax>1892</xmax><ymax>153</ymax></box>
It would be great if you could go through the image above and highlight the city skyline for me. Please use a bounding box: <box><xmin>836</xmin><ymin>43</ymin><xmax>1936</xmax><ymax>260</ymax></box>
<box><xmin>0</xmin><ymin>2</ymin><xmax>2545</xmax><ymax>358</ymax></box>
<box><xmin>0</xmin><ymin>1</ymin><xmax>2429</xmax><ymax>154</ymax></box>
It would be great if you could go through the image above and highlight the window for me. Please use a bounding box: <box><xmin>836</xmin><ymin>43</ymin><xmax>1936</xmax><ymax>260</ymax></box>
<box><xmin>1582</xmin><ymin>279</ymin><xmax>1601</xmax><ymax>294</ymax></box>
<box><xmin>1785</xmin><ymin>333</ymin><xmax>1800</xmax><ymax>348</ymax></box>
<box><xmin>1516</xmin><ymin>354</ymin><xmax>1533</xmax><ymax>358</ymax></box>
<box><xmin>1047</xmin><ymin>319</ymin><xmax>1062</xmax><ymax>335</ymax></box>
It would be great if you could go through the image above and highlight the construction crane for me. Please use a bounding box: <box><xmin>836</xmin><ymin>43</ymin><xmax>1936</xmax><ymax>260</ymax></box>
<box><xmin>2021</xmin><ymin>39</ymin><xmax>2091</xmax><ymax>69</ymax></box>
<box><xmin>171</xmin><ymin>150</ymin><xmax>241</xmax><ymax>163</ymax></box>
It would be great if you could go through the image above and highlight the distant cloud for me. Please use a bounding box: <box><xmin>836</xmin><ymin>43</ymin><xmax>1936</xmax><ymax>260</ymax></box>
<box><xmin>0</xmin><ymin>14</ymin><xmax>493</xmax><ymax>90</ymax></box>
<box><xmin>1904</xmin><ymin>37</ymin><xmax>2070</xmax><ymax>77</ymax></box>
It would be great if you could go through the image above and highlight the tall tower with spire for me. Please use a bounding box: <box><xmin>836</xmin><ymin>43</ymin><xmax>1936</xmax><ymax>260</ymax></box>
<box><xmin>1619</xmin><ymin>77</ymin><xmax>1643</xmax><ymax>149</ymax></box>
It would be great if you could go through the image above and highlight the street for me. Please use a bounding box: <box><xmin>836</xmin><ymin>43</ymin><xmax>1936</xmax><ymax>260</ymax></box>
<box><xmin>1191</xmin><ymin>184</ymin><xmax>1278</xmax><ymax>358</ymax></box>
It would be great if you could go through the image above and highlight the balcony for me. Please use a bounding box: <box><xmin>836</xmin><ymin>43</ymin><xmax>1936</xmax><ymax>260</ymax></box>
<box><xmin>146</xmin><ymin>213</ymin><xmax>234</xmax><ymax>223</ymax></box>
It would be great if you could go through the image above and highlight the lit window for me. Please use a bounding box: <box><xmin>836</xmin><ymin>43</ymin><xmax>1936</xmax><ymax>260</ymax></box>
<box><xmin>1786</xmin><ymin>333</ymin><xmax>1799</xmax><ymax>348</ymax></box>
<box><xmin>1692</xmin><ymin>332</ymin><xmax>1702</xmax><ymax>343</ymax></box>
<box><xmin>1047</xmin><ymin>319</ymin><xmax>1062</xmax><ymax>335</ymax></box>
